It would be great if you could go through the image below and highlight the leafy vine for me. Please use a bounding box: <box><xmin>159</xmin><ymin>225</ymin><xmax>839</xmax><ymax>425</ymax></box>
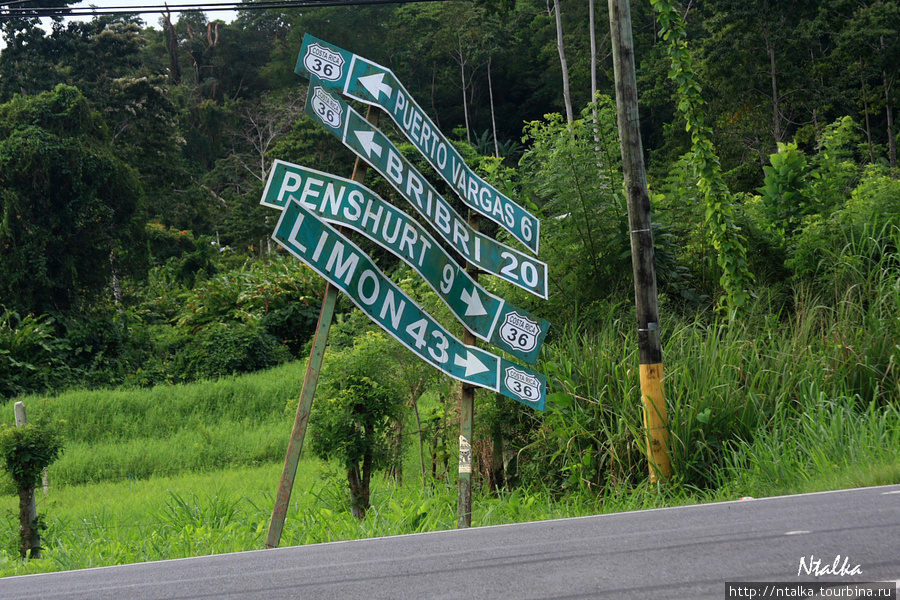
<box><xmin>650</xmin><ymin>0</ymin><xmax>753</xmax><ymax>314</ymax></box>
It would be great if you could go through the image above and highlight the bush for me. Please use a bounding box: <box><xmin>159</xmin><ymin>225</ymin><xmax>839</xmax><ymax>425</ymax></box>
<box><xmin>172</xmin><ymin>320</ymin><xmax>290</xmax><ymax>381</ymax></box>
<box><xmin>518</xmin><ymin>99</ymin><xmax>631</xmax><ymax>316</ymax></box>
<box><xmin>0</xmin><ymin>310</ymin><xmax>70</xmax><ymax>399</ymax></box>
<box><xmin>0</xmin><ymin>417</ymin><xmax>64</xmax><ymax>558</ymax></box>
<box><xmin>788</xmin><ymin>165</ymin><xmax>900</xmax><ymax>287</ymax></box>
<box><xmin>309</xmin><ymin>331</ymin><xmax>406</xmax><ymax>518</ymax></box>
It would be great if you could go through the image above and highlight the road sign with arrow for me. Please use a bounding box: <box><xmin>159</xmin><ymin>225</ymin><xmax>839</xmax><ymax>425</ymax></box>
<box><xmin>262</xmin><ymin>160</ymin><xmax>549</xmax><ymax>363</ymax></box>
<box><xmin>273</xmin><ymin>199</ymin><xmax>546</xmax><ymax>410</ymax></box>
<box><xmin>305</xmin><ymin>82</ymin><xmax>548</xmax><ymax>300</ymax></box>
<box><xmin>298</xmin><ymin>34</ymin><xmax>541</xmax><ymax>255</ymax></box>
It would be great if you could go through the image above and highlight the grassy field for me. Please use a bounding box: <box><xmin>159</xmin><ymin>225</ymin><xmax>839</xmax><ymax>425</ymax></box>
<box><xmin>0</xmin><ymin>357</ymin><xmax>712</xmax><ymax>577</ymax></box>
<box><xmin>1</xmin><ymin>362</ymin><xmax>897</xmax><ymax>578</ymax></box>
<box><xmin>2</xmin><ymin>231</ymin><xmax>899</xmax><ymax>577</ymax></box>
<box><xmin>0</xmin><ymin>458</ymin><xmax>729</xmax><ymax>578</ymax></box>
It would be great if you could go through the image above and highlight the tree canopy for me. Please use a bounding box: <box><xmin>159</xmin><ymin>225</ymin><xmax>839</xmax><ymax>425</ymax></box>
<box><xmin>0</xmin><ymin>0</ymin><xmax>897</xmax><ymax>388</ymax></box>
<box><xmin>0</xmin><ymin>84</ymin><xmax>145</xmax><ymax>315</ymax></box>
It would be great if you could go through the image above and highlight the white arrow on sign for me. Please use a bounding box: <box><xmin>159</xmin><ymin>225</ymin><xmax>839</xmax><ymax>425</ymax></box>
<box><xmin>309</xmin><ymin>91</ymin><xmax>548</xmax><ymax>299</ymax></box>
<box><xmin>455</xmin><ymin>351</ymin><xmax>490</xmax><ymax>377</ymax></box>
<box><xmin>261</xmin><ymin>160</ymin><xmax>550</xmax><ymax>364</ymax></box>
<box><xmin>295</xmin><ymin>35</ymin><xmax>541</xmax><ymax>254</ymax></box>
<box><xmin>460</xmin><ymin>288</ymin><xmax>487</xmax><ymax>317</ymax></box>
<box><xmin>359</xmin><ymin>72</ymin><xmax>393</xmax><ymax>100</ymax></box>
<box><xmin>354</xmin><ymin>130</ymin><xmax>382</xmax><ymax>158</ymax></box>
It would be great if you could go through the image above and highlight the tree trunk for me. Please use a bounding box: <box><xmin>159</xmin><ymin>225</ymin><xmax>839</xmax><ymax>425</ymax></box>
<box><xmin>590</xmin><ymin>0</ymin><xmax>601</xmax><ymax>156</ymax></box>
<box><xmin>488</xmin><ymin>418</ymin><xmax>505</xmax><ymax>495</ymax></box>
<box><xmin>348</xmin><ymin>421</ymin><xmax>376</xmax><ymax>520</ymax></box>
<box><xmin>109</xmin><ymin>251</ymin><xmax>123</xmax><ymax>307</ymax></box>
<box><xmin>347</xmin><ymin>465</ymin><xmax>368</xmax><ymax>520</ymax></box>
<box><xmin>165</xmin><ymin>12</ymin><xmax>181</xmax><ymax>85</ymax></box>
<box><xmin>431</xmin><ymin>61</ymin><xmax>441</xmax><ymax>131</ymax></box>
<box><xmin>885</xmin><ymin>71</ymin><xmax>897</xmax><ymax>170</ymax></box>
<box><xmin>767</xmin><ymin>36</ymin><xmax>781</xmax><ymax>143</ymax></box>
<box><xmin>861</xmin><ymin>70</ymin><xmax>875</xmax><ymax>163</ymax></box>
<box><xmin>458</xmin><ymin>33</ymin><xmax>472</xmax><ymax>144</ymax></box>
<box><xmin>590</xmin><ymin>0</ymin><xmax>598</xmax><ymax>101</ymax></box>
<box><xmin>414</xmin><ymin>399</ymin><xmax>427</xmax><ymax>489</ymax></box>
<box><xmin>553</xmin><ymin>0</ymin><xmax>574</xmax><ymax>123</ymax></box>
<box><xmin>18</xmin><ymin>486</ymin><xmax>39</xmax><ymax>559</ymax></box>
<box><xmin>762</xmin><ymin>2</ymin><xmax>781</xmax><ymax>143</ymax></box>
<box><xmin>487</xmin><ymin>55</ymin><xmax>500</xmax><ymax>157</ymax></box>
<box><xmin>389</xmin><ymin>418</ymin><xmax>403</xmax><ymax>485</ymax></box>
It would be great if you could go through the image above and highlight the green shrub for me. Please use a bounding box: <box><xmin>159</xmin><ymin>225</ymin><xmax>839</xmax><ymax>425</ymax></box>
<box><xmin>310</xmin><ymin>331</ymin><xmax>406</xmax><ymax>518</ymax></box>
<box><xmin>0</xmin><ymin>310</ymin><xmax>70</xmax><ymax>399</ymax></box>
<box><xmin>518</xmin><ymin>99</ymin><xmax>631</xmax><ymax>316</ymax></box>
<box><xmin>759</xmin><ymin>142</ymin><xmax>810</xmax><ymax>238</ymax></box>
<box><xmin>171</xmin><ymin>320</ymin><xmax>290</xmax><ymax>381</ymax></box>
<box><xmin>0</xmin><ymin>418</ymin><xmax>64</xmax><ymax>558</ymax></box>
<box><xmin>789</xmin><ymin>164</ymin><xmax>900</xmax><ymax>290</ymax></box>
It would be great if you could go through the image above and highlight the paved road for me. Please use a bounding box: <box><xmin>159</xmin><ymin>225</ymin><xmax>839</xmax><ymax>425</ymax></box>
<box><xmin>2</xmin><ymin>484</ymin><xmax>898</xmax><ymax>599</ymax></box>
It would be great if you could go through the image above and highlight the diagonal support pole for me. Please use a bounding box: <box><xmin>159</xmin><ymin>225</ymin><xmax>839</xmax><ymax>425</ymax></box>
<box><xmin>266</xmin><ymin>106</ymin><xmax>379</xmax><ymax>548</ymax></box>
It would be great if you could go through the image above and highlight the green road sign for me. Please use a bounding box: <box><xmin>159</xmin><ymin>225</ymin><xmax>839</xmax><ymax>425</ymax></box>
<box><xmin>298</xmin><ymin>35</ymin><xmax>540</xmax><ymax>255</ymax></box>
<box><xmin>305</xmin><ymin>82</ymin><xmax>548</xmax><ymax>300</ymax></box>
<box><xmin>261</xmin><ymin>160</ymin><xmax>549</xmax><ymax>363</ymax></box>
<box><xmin>297</xmin><ymin>34</ymin><xmax>541</xmax><ymax>255</ymax></box>
<box><xmin>273</xmin><ymin>199</ymin><xmax>546</xmax><ymax>410</ymax></box>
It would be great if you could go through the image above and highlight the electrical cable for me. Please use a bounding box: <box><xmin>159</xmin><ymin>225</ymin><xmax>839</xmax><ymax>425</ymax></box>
<box><xmin>1</xmin><ymin>0</ymin><xmax>435</xmax><ymax>19</ymax></box>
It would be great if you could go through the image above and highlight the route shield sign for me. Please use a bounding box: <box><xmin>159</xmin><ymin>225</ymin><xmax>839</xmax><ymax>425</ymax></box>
<box><xmin>272</xmin><ymin>199</ymin><xmax>546</xmax><ymax>410</ymax></box>
<box><xmin>297</xmin><ymin>34</ymin><xmax>541</xmax><ymax>255</ymax></box>
<box><xmin>261</xmin><ymin>160</ymin><xmax>549</xmax><ymax>363</ymax></box>
<box><xmin>301</xmin><ymin>42</ymin><xmax>345</xmax><ymax>82</ymax></box>
<box><xmin>305</xmin><ymin>81</ymin><xmax>548</xmax><ymax>300</ymax></box>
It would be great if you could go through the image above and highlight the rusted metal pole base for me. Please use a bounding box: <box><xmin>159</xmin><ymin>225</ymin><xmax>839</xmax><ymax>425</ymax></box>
<box><xmin>266</xmin><ymin>283</ymin><xmax>339</xmax><ymax>548</ymax></box>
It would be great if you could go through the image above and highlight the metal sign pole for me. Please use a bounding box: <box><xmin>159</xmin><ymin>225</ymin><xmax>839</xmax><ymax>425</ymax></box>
<box><xmin>266</xmin><ymin>108</ymin><xmax>380</xmax><ymax>548</ymax></box>
<box><xmin>458</xmin><ymin>210</ymin><xmax>479</xmax><ymax>529</ymax></box>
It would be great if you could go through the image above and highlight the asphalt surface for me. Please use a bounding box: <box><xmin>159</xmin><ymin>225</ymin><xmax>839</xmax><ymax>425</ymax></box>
<box><xmin>2</xmin><ymin>484</ymin><xmax>898</xmax><ymax>599</ymax></box>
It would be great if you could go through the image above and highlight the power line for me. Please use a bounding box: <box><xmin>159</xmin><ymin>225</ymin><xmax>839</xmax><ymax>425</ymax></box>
<box><xmin>1</xmin><ymin>0</ymin><xmax>437</xmax><ymax>20</ymax></box>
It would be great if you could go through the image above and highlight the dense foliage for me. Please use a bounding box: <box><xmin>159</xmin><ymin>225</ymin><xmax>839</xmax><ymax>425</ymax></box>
<box><xmin>309</xmin><ymin>331</ymin><xmax>407</xmax><ymax>519</ymax></box>
<box><xmin>0</xmin><ymin>0</ymin><xmax>898</xmax><ymax>523</ymax></box>
<box><xmin>0</xmin><ymin>417</ymin><xmax>64</xmax><ymax>557</ymax></box>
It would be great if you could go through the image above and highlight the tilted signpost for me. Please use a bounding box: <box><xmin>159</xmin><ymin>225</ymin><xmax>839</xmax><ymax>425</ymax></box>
<box><xmin>266</xmin><ymin>34</ymin><xmax>549</xmax><ymax>543</ymax></box>
<box><xmin>304</xmin><ymin>82</ymin><xmax>549</xmax><ymax>300</ymax></box>
<box><xmin>298</xmin><ymin>34</ymin><xmax>541</xmax><ymax>255</ymax></box>
<box><xmin>261</xmin><ymin>160</ymin><xmax>549</xmax><ymax>364</ymax></box>
<box><xmin>272</xmin><ymin>199</ymin><xmax>547</xmax><ymax>408</ymax></box>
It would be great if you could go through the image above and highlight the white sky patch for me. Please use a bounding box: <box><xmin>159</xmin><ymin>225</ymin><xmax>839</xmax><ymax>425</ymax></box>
<box><xmin>1</xmin><ymin>1</ymin><xmax>238</xmax><ymax>51</ymax></box>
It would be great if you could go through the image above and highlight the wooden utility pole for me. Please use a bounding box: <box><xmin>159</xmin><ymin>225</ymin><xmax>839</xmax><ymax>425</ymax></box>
<box><xmin>608</xmin><ymin>0</ymin><xmax>671</xmax><ymax>482</ymax></box>
<box><xmin>266</xmin><ymin>108</ymin><xmax>380</xmax><ymax>548</ymax></box>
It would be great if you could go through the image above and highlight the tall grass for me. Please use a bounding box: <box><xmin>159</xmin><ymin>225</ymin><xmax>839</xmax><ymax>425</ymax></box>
<box><xmin>1</xmin><ymin>361</ymin><xmax>307</xmax><ymax>485</ymax></box>
<box><xmin>53</xmin><ymin>420</ymin><xmax>289</xmax><ymax>484</ymax></box>
<box><xmin>1</xmin><ymin>227</ymin><xmax>897</xmax><ymax>577</ymax></box>
<box><xmin>723</xmin><ymin>394</ymin><xmax>900</xmax><ymax>496</ymax></box>
<box><xmin>3</xmin><ymin>360</ymin><xmax>308</xmax><ymax>444</ymax></box>
<box><xmin>531</xmin><ymin>226</ymin><xmax>900</xmax><ymax>494</ymax></box>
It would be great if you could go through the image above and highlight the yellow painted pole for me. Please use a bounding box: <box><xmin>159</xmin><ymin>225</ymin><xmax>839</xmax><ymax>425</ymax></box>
<box><xmin>639</xmin><ymin>363</ymin><xmax>671</xmax><ymax>482</ymax></box>
<box><xmin>609</xmin><ymin>0</ymin><xmax>672</xmax><ymax>482</ymax></box>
